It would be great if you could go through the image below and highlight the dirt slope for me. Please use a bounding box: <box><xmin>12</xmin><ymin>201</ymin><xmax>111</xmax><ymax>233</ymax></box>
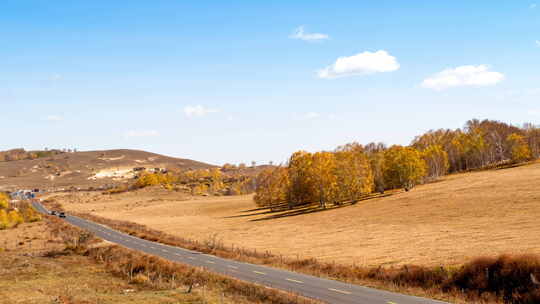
<box><xmin>0</xmin><ymin>149</ymin><xmax>214</xmax><ymax>191</ymax></box>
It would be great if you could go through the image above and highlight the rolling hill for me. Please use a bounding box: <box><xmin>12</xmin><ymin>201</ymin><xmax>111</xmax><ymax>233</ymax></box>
<box><xmin>0</xmin><ymin>149</ymin><xmax>215</xmax><ymax>191</ymax></box>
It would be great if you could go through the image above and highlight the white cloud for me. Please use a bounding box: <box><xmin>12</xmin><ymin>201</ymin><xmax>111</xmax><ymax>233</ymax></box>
<box><xmin>289</xmin><ymin>26</ymin><xmax>329</xmax><ymax>42</ymax></box>
<box><xmin>529</xmin><ymin>109</ymin><xmax>540</xmax><ymax>116</ymax></box>
<box><xmin>44</xmin><ymin>115</ymin><xmax>62</xmax><ymax>122</ymax></box>
<box><xmin>183</xmin><ymin>105</ymin><xmax>219</xmax><ymax>117</ymax></box>
<box><xmin>124</xmin><ymin>130</ymin><xmax>159</xmax><ymax>138</ymax></box>
<box><xmin>421</xmin><ymin>65</ymin><xmax>504</xmax><ymax>90</ymax></box>
<box><xmin>530</xmin><ymin>3</ymin><xmax>537</xmax><ymax>8</ymax></box>
<box><xmin>317</xmin><ymin>50</ymin><xmax>400</xmax><ymax>79</ymax></box>
<box><xmin>536</xmin><ymin>40</ymin><xmax>540</xmax><ymax>47</ymax></box>
<box><xmin>304</xmin><ymin>112</ymin><xmax>321</xmax><ymax>119</ymax></box>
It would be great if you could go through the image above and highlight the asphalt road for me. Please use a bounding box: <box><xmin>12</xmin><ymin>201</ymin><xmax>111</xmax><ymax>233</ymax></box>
<box><xmin>33</xmin><ymin>201</ymin><xmax>449</xmax><ymax>304</ymax></box>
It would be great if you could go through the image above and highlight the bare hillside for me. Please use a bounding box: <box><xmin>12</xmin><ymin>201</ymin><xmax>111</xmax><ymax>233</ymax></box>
<box><xmin>0</xmin><ymin>149</ymin><xmax>214</xmax><ymax>191</ymax></box>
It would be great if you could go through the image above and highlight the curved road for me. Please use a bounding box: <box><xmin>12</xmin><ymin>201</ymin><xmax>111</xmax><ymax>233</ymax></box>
<box><xmin>33</xmin><ymin>201</ymin><xmax>449</xmax><ymax>304</ymax></box>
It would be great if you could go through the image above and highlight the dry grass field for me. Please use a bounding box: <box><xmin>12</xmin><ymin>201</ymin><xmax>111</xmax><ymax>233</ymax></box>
<box><xmin>58</xmin><ymin>161</ymin><xmax>540</xmax><ymax>268</ymax></box>
<box><xmin>0</xmin><ymin>222</ymin><xmax>212</xmax><ymax>304</ymax></box>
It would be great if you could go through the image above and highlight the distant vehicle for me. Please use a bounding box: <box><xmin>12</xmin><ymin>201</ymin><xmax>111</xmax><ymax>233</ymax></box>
<box><xmin>58</xmin><ymin>212</ymin><xmax>66</xmax><ymax>218</ymax></box>
<box><xmin>50</xmin><ymin>210</ymin><xmax>57</xmax><ymax>216</ymax></box>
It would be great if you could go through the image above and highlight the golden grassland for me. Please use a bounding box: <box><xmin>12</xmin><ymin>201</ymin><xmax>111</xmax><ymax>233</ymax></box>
<box><xmin>0</xmin><ymin>222</ymin><xmax>206</xmax><ymax>304</ymax></box>
<box><xmin>1</xmin><ymin>220</ymin><xmax>316</xmax><ymax>304</ymax></box>
<box><xmin>57</xmin><ymin>161</ymin><xmax>540</xmax><ymax>268</ymax></box>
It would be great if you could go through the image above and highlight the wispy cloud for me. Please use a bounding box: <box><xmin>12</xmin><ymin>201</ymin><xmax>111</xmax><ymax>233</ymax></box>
<box><xmin>318</xmin><ymin>50</ymin><xmax>400</xmax><ymax>79</ymax></box>
<box><xmin>124</xmin><ymin>130</ymin><xmax>159</xmax><ymax>138</ymax></box>
<box><xmin>51</xmin><ymin>74</ymin><xmax>62</xmax><ymax>81</ymax></box>
<box><xmin>421</xmin><ymin>65</ymin><xmax>504</xmax><ymax>90</ymax></box>
<box><xmin>536</xmin><ymin>40</ymin><xmax>540</xmax><ymax>47</ymax></box>
<box><xmin>294</xmin><ymin>112</ymin><xmax>337</xmax><ymax>121</ymax></box>
<box><xmin>304</xmin><ymin>112</ymin><xmax>321</xmax><ymax>119</ymax></box>
<box><xmin>183</xmin><ymin>105</ymin><xmax>219</xmax><ymax>117</ymax></box>
<box><xmin>530</xmin><ymin>3</ymin><xmax>537</xmax><ymax>8</ymax></box>
<box><xmin>289</xmin><ymin>26</ymin><xmax>329</xmax><ymax>42</ymax></box>
<box><xmin>44</xmin><ymin>115</ymin><xmax>62</xmax><ymax>122</ymax></box>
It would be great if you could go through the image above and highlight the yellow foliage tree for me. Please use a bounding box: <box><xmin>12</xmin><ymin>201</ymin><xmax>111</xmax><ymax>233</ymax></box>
<box><xmin>334</xmin><ymin>151</ymin><xmax>374</xmax><ymax>203</ymax></box>
<box><xmin>507</xmin><ymin>133</ymin><xmax>532</xmax><ymax>163</ymax></box>
<box><xmin>383</xmin><ymin>146</ymin><xmax>427</xmax><ymax>190</ymax></box>
<box><xmin>287</xmin><ymin>151</ymin><xmax>316</xmax><ymax>206</ymax></box>
<box><xmin>253</xmin><ymin>167</ymin><xmax>289</xmax><ymax>209</ymax></box>
<box><xmin>310</xmin><ymin>152</ymin><xmax>338</xmax><ymax>208</ymax></box>
<box><xmin>0</xmin><ymin>192</ymin><xmax>9</xmax><ymax>209</ymax></box>
<box><xmin>422</xmin><ymin>145</ymin><xmax>449</xmax><ymax>180</ymax></box>
<box><xmin>8</xmin><ymin>210</ymin><xmax>23</xmax><ymax>228</ymax></box>
<box><xmin>0</xmin><ymin>209</ymin><xmax>8</xmax><ymax>229</ymax></box>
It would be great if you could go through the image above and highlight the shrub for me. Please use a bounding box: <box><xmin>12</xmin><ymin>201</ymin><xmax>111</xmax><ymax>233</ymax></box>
<box><xmin>8</xmin><ymin>210</ymin><xmax>24</xmax><ymax>227</ymax></box>
<box><xmin>0</xmin><ymin>192</ymin><xmax>9</xmax><ymax>209</ymax></box>
<box><xmin>0</xmin><ymin>210</ymin><xmax>8</xmax><ymax>229</ymax></box>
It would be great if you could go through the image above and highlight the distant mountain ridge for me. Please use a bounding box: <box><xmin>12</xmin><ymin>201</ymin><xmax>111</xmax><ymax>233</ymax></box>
<box><xmin>0</xmin><ymin>149</ymin><xmax>215</xmax><ymax>191</ymax></box>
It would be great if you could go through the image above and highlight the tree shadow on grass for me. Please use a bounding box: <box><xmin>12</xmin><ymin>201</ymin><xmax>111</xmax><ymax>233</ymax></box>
<box><xmin>248</xmin><ymin>192</ymin><xmax>395</xmax><ymax>222</ymax></box>
<box><xmin>223</xmin><ymin>202</ymin><xmax>312</xmax><ymax>219</ymax></box>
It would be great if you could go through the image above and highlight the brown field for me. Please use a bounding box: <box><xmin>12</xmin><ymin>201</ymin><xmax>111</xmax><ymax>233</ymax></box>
<box><xmin>58</xmin><ymin>161</ymin><xmax>540</xmax><ymax>267</ymax></box>
<box><xmin>0</xmin><ymin>222</ymin><xmax>211</xmax><ymax>304</ymax></box>
<box><xmin>2</xmin><ymin>221</ymin><xmax>304</xmax><ymax>304</ymax></box>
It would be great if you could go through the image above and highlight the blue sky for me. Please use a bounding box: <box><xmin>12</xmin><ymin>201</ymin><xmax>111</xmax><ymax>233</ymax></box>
<box><xmin>1</xmin><ymin>1</ymin><xmax>539</xmax><ymax>165</ymax></box>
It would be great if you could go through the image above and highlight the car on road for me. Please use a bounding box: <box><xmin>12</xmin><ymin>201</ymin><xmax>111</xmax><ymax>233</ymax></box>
<box><xmin>50</xmin><ymin>210</ymin><xmax>57</xmax><ymax>216</ymax></box>
<box><xmin>58</xmin><ymin>212</ymin><xmax>66</xmax><ymax>218</ymax></box>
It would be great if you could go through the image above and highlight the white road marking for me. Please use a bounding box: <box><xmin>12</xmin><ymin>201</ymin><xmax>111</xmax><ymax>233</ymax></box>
<box><xmin>206</xmin><ymin>261</ymin><xmax>215</xmax><ymax>264</ymax></box>
<box><xmin>227</xmin><ymin>265</ymin><xmax>238</xmax><ymax>269</ymax></box>
<box><xmin>328</xmin><ymin>288</ymin><xmax>352</xmax><ymax>295</ymax></box>
<box><xmin>253</xmin><ymin>271</ymin><xmax>266</xmax><ymax>275</ymax></box>
<box><xmin>286</xmin><ymin>278</ymin><xmax>304</xmax><ymax>284</ymax></box>
<box><xmin>188</xmin><ymin>257</ymin><xmax>196</xmax><ymax>260</ymax></box>
<box><xmin>161</xmin><ymin>249</ymin><xmax>168</xmax><ymax>253</ymax></box>
<box><xmin>175</xmin><ymin>253</ymin><xmax>182</xmax><ymax>256</ymax></box>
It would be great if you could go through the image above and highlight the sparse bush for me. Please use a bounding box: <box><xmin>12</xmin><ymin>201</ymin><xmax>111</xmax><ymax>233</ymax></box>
<box><xmin>7</xmin><ymin>210</ymin><xmax>23</xmax><ymax>228</ymax></box>
<box><xmin>0</xmin><ymin>192</ymin><xmax>9</xmax><ymax>209</ymax></box>
<box><xmin>0</xmin><ymin>209</ymin><xmax>8</xmax><ymax>229</ymax></box>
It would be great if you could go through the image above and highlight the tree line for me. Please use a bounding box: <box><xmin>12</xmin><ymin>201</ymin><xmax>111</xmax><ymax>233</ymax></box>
<box><xmin>254</xmin><ymin>119</ymin><xmax>539</xmax><ymax>209</ymax></box>
<box><xmin>110</xmin><ymin>167</ymin><xmax>256</xmax><ymax>196</ymax></box>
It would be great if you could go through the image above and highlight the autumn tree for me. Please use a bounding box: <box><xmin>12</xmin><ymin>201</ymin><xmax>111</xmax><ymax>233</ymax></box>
<box><xmin>253</xmin><ymin>167</ymin><xmax>289</xmax><ymax>209</ymax></box>
<box><xmin>8</xmin><ymin>210</ymin><xmax>23</xmax><ymax>227</ymax></box>
<box><xmin>364</xmin><ymin>143</ymin><xmax>387</xmax><ymax>193</ymax></box>
<box><xmin>0</xmin><ymin>193</ymin><xmax>8</xmax><ymax>209</ymax></box>
<box><xmin>421</xmin><ymin>145</ymin><xmax>449</xmax><ymax>180</ymax></box>
<box><xmin>310</xmin><ymin>152</ymin><xmax>338</xmax><ymax>208</ymax></box>
<box><xmin>383</xmin><ymin>146</ymin><xmax>427</xmax><ymax>190</ymax></box>
<box><xmin>0</xmin><ymin>209</ymin><xmax>8</xmax><ymax>229</ymax></box>
<box><xmin>507</xmin><ymin>133</ymin><xmax>532</xmax><ymax>163</ymax></box>
<box><xmin>524</xmin><ymin>123</ymin><xmax>540</xmax><ymax>159</ymax></box>
<box><xmin>334</xmin><ymin>151</ymin><xmax>374</xmax><ymax>203</ymax></box>
<box><xmin>287</xmin><ymin>151</ymin><xmax>316</xmax><ymax>207</ymax></box>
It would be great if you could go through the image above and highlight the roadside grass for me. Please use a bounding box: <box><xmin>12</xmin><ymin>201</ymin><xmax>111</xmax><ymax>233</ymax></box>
<box><xmin>44</xmin><ymin>215</ymin><xmax>321</xmax><ymax>304</ymax></box>
<box><xmin>0</xmin><ymin>217</ymin><xmax>320</xmax><ymax>304</ymax></box>
<box><xmin>0</xmin><ymin>221</ymin><xmax>206</xmax><ymax>304</ymax></box>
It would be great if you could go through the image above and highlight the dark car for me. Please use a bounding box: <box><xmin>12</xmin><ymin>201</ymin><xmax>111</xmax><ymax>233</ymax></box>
<box><xmin>50</xmin><ymin>210</ymin><xmax>57</xmax><ymax>216</ymax></box>
<box><xmin>58</xmin><ymin>212</ymin><xmax>66</xmax><ymax>218</ymax></box>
